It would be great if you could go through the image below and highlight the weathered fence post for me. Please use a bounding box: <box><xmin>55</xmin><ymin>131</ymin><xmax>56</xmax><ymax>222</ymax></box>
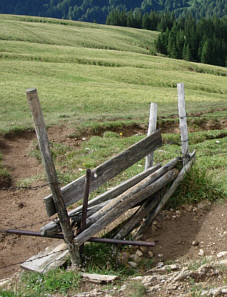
<box><xmin>145</xmin><ymin>102</ymin><xmax>158</xmax><ymax>170</ymax></box>
<box><xmin>26</xmin><ymin>88</ymin><xmax>80</xmax><ymax>267</ymax></box>
<box><xmin>177</xmin><ymin>83</ymin><xmax>190</xmax><ymax>165</ymax></box>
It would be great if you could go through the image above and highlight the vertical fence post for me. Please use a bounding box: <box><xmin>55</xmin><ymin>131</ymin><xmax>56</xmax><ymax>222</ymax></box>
<box><xmin>145</xmin><ymin>102</ymin><xmax>158</xmax><ymax>170</ymax></box>
<box><xmin>26</xmin><ymin>88</ymin><xmax>80</xmax><ymax>267</ymax></box>
<box><xmin>177</xmin><ymin>83</ymin><xmax>190</xmax><ymax>165</ymax></box>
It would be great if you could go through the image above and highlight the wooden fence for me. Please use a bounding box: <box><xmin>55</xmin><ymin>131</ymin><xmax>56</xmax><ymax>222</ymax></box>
<box><xmin>26</xmin><ymin>83</ymin><xmax>195</xmax><ymax>266</ymax></box>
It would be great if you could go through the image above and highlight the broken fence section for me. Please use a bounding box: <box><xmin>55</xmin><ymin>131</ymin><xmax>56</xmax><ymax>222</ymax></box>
<box><xmin>24</xmin><ymin>82</ymin><xmax>194</xmax><ymax>267</ymax></box>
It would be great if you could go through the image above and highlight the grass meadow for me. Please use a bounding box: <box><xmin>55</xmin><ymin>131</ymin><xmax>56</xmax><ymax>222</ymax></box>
<box><xmin>0</xmin><ymin>14</ymin><xmax>227</xmax><ymax>134</ymax></box>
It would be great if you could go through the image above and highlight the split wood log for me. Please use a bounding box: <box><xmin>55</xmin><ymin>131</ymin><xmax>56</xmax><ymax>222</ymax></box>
<box><xmin>40</xmin><ymin>202</ymin><xmax>109</xmax><ymax>236</ymax></box>
<box><xmin>86</xmin><ymin>157</ymin><xmax>179</xmax><ymax>227</ymax></box>
<box><xmin>40</xmin><ymin>164</ymin><xmax>161</xmax><ymax>236</ymax></box>
<box><xmin>74</xmin><ymin>168</ymin><xmax>178</xmax><ymax>246</ymax></box>
<box><xmin>26</xmin><ymin>88</ymin><xmax>80</xmax><ymax>266</ymax></box>
<box><xmin>114</xmin><ymin>193</ymin><xmax>161</xmax><ymax>240</ymax></box>
<box><xmin>44</xmin><ymin>130</ymin><xmax>162</xmax><ymax>216</ymax></box>
<box><xmin>136</xmin><ymin>151</ymin><xmax>196</xmax><ymax>236</ymax></box>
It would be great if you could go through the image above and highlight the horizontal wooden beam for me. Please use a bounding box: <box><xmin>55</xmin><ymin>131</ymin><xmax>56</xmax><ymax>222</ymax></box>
<box><xmin>44</xmin><ymin>130</ymin><xmax>162</xmax><ymax>216</ymax></box>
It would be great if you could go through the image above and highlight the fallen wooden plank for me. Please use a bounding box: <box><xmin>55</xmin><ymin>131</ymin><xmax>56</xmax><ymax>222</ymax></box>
<box><xmin>40</xmin><ymin>202</ymin><xmax>109</xmax><ymax>236</ymax></box>
<box><xmin>136</xmin><ymin>151</ymin><xmax>196</xmax><ymax>236</ymax></box>
<box><xmin>74</xmin><ymin>168</ymin><xmax>178</xmax><ymax>246</ymax></box>
<box><xmin>44</xmin><ymin>130</ymin><xmax>162</xmax><ymax>216</ymax></box>
<box><xmin>21</xmin><ymin>243</ymin><xmax>69</xmax><ymax>274</ymax></box>
<box><xmin>114</xmin><ymin>193</ymin><xmax>161</xmax><ymax>240</ymax></box>
<box><xmin>40</xmin><ymin>164</ymin><xmax>161</xmax><ymax>236</ymax></box>
<box><xmin>81</xmin><ymin>273</ymin><xmax>118</xmax><ymax>284</ymax></box>
<box><xmin>86</xmin><ymin>158</ymin><xmax>179</xmax><ymax>227</ymax></box>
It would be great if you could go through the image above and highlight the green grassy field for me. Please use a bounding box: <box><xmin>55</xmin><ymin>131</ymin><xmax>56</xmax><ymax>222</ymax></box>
<box><xmin>0</xmin><ymin>14</ymin><xmax>227</xmax><ymax>134</ymax></box>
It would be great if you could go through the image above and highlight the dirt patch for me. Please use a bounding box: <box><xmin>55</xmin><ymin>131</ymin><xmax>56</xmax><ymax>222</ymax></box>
<box><xmin>144</xmin><ymin>201</ymin><xmax>227</xmax><ymax>263</ymax></box>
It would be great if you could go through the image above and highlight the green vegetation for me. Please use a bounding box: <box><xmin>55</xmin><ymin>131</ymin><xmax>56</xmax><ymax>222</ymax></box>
<box><xmin>0</xmin><ymin>15</ymin><xmax>226</xmax><ymax>136</ymax></box>
<box><xmin>0</xmin><ymin>151</ymin><xmax>11</xmax><ymax>188</ymax></box>
<box><xmin>0</xmin><ymin>269</ymin><xmax>81</xmax><ymax>297</ymax></box>
<box><xmin>156</xmin><ymin>16</ymin><xmax>227</xmax><ymax>67</ymax></box>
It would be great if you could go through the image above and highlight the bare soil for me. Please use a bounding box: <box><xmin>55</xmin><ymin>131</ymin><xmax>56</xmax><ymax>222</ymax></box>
<box><xmin>0</xmin><ymin>124</ymin><xmax>226</xmax><ymax>281</ymax></box>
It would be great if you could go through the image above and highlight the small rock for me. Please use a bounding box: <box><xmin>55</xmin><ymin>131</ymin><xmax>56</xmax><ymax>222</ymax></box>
<box><xmin>129</xmin><ymin>254</ymin><xmax>141</xmax><ymax>263</ymax></box>
<box><xmin>198</xmin><ymin>249</ymin><xmax>205</xmax><ymax>256</ymax></box>
<box><xmin>217</xmin><ymin>251</ymin><xmax>227</xmax><ymax>258</ymax></box>
<box><xmin>216</xmin><ymin>140</ymin><xmax>220</xmax><ymax>144</ymax></box>
<box><xmin>119</xmin><ymin>284</ymin><xmax>126</xmax><ymax>291</ymax></box>
<box><xmin>136</xmin><ymin>249</ymin><xmax>143</xmax><ymax>257</ymax></box>
<box><xmin>157</xmin><ymin>262</ymin><xmax>164</xmax><ymax>268</ymax></box>
<box><xmin>148</xmin><ymin>251</ymin><xmax>154</xmax><ymax>257</ymax></box>
<box><xmin>218</xmin><ymin>259</ymin><xmax>227</xmax><ymax>266</ymax></box>
<box><xmin>128</xmin><ymin>261</ymin><xmax>137</xmax><ymax>268</ymax></box>
<box><xmin>192</xmin><ymin>240</ymin><xmax>200</xmax><ymax>246</ymax></box>
<box><xmin>158</xmin><ymin>253</ymin><xmax>163</xmax><ymax>258</ymax></box>
<box><xmin>82</xmin><ymin>137</ymin><xmax>86</xmax><ymax>141</ymax></box>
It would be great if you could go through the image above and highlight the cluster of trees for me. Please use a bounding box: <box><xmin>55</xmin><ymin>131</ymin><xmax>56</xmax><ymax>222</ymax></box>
<box><xmin>106</xmin><ymin>9</ymin><xmax>175</xmax><ymax>31</ymax></box>
<box><xmin>0</xmin><ymin>0</ymin><xmax>226</xmax><ymax>23</ymax></box>
<box><xmin>156</xmin><ymin>17</ymin><xmax>227</xmax><ymax>66</ymax></box>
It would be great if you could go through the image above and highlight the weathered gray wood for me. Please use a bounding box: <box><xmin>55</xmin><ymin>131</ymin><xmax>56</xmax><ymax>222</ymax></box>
<box><xmin>26</xmin><ymin>88</ymin><xmax>80</xmax><ymax>266</ymax></box>
<box><xmin>145</xmin><ymin>103</ymin><xmax>157</xmax><ymax>170</ymax></box>
<box><xmin>177</xmin><ymin>83</ymin><xmax>190</xmax><ymax>165</ymax></box>
<box><xmin>86</xmin><ymin>157</ymin><xmax>179</xmax><ymax>227</ymax></box>
<box><xmin>40</xmin><ymin>164</ymin><xmax>161</xmax><ymax>236</ymax></box>
<box><xmin>136</xmin><ymin>151</ymin><xmax>196</xmax><ymax>236</ymax></box>
<box><xmin>74</xmin><ymin>168</ymin><xmax>178</xmax><ymax>246</ymax></box>
<box><xmin>40</xmin><ymin>202</ymin><xmax>109</xmax><ymax>236</ymax></box>
<box><xmin>68</xmin><ymin>163</ymin><xmax>161</xmax><ymax>215</ymax></box>
<box><xmin>81</xmin><ymin>273</ymin><xmax>118</xmax><ymax>283</ymax></box>
<box><xmin>44</xmin><ymin>130</ymin><xmax>162</xmax><ymax>216</ymax></box>
<box><xmin>114</xmin><ymin>194</ymin><xmax>161</xmax><ymax>240</ymax></box>
<box><xmin>21</xmin><ymin>243</ymin><xmax>69</xmax><ymax>274</ymax></box>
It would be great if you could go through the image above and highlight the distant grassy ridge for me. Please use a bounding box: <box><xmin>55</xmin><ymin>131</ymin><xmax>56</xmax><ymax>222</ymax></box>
<box><xmin>0</xmin><ymin>14</ymin><xmax>227</xmax><ymax>134</ymax></box>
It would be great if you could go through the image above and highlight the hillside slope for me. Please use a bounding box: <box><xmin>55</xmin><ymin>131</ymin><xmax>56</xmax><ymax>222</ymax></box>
<box><xmin>0</xmin><ymin>14</ymin><xmax>226</xmax><ymax>134</ymax></box>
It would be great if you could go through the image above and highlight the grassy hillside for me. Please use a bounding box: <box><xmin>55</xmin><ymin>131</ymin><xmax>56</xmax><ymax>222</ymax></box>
<box><xmin>0</xmin><ymin>14</ymin><xmax>226</xmax><ymax>195</ymax></box>
<box><xmin>0</xmin><ymin>14</ymin><xmax>227</xmax><ymax>134</ymax></box>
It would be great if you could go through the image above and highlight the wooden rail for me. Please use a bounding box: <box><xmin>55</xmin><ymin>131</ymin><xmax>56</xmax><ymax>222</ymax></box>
<box><xmin>44</xmin><ymin>130</ymin><xmax>162</xmax><ymax>216</ymax></box>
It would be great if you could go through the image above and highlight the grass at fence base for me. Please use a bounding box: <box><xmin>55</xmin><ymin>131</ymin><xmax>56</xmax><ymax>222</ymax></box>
<box><xmin>0</xmin><ymin>269</ymin><xmax>81</xmax><ymax>297</ymax></box>
<box><xmin>0</xmin><ymin>152</ymin><xmax>11</xmax><ymax>188</ymax></box>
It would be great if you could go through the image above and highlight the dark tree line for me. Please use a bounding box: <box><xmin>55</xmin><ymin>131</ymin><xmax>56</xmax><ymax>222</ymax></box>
<box><xmin>106</xmin><ymin>8</ymin><xmax>227</xmax><ymax>67</ymax></box>
<box><xmin>0</xmin><ymin>0</ymin><xmax>226</xmax><ymax>23</ymax></box>
<box><xmin>106</xmin><ymin>9</ymin><xmax>175</xmax><ymax>31</ymax></box>
<box><xmin>156</xmin><ymin>16</ymin><xmax>227</xmax><ymax>66</ymax></box>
